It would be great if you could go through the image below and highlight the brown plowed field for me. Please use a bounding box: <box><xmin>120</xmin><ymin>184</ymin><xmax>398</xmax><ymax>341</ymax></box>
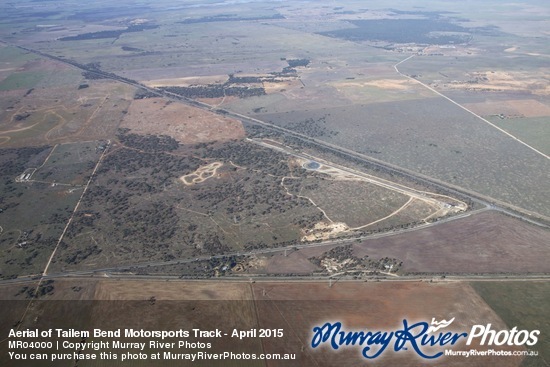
<box><xmin>263</xmin><ymin>251</ymin><xmax>318</xmax><ymax>275</ymax></box>
<box><xmin>463</xmin><ymin>99</ymin><xmax>550</xmax><ymax>118</ymax></box>
<box><xmin>251</xmin><ymin>211</ymin><xmax>550</xmax><ymax>275</ymax></box>
<box><xmin>252</xmin><ymin>281</ymin><xmax>524</xmax><ymax>367</ymax></box>
<box><xmin>0</xmin><ymin>280</ymin><xmax>533</xmax><ymax>367</ymax></box>
<box><xmin>353</xmin><ymin>211</ymin><xmax>550</xmax><ymax>273</ymax></box>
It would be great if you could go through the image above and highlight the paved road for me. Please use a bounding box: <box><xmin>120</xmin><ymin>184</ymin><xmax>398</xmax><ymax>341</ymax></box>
<box><xmin>3</xmin><ymin>271</ymin><xmax>550</xmax><ymax>287</ymax></box>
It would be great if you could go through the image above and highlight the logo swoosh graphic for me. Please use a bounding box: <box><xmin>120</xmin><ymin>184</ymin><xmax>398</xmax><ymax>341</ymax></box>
<box><xmin>427</xmin><ymin>317</ymin><xmax>456</xmax><ymax>333</ymax></box>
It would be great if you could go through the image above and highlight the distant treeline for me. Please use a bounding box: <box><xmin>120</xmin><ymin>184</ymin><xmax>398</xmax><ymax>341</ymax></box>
<box><xmin>318</xmin><ymin>19</ymin><xmax>473</xmax><ymax>44</ymax></box>
<box><xmin>117</xmin><ymin>130</ymin><xmax>179</xmax><ymax>153</ymax></box>
<box><xmin>162</xmin><ymin>85</ymin><xmax>265</xmax><ymax>99</ymax></box>
<box><xmin>179</xmin><ymin>14</ymin><xmax>285</xmax><ymax>24</ymax></box>
<box><xmin>154</xmin><ymin>57</ymin><xmax>310</xmax><ymax>99</ymax></box>
<box><xmin>286</xmin><ymin>59</ymin><xmax>310</xmax><ymax>68</ymax></box>
<box><xmin>59</xmin><ymin>24</ymin><xmax>159</xmax><ymax>41</ymax></box>
<box><xmin>67</xmin><ymin>6</ymin><xmax>152</xmax><ymax>22</ymax></box>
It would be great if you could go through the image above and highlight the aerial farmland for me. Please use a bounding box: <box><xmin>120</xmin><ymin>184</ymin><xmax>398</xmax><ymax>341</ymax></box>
<box><xmin>0</xmin><ymin>1</ymin><xmax>548</xmax><ymax>366</ymax></box>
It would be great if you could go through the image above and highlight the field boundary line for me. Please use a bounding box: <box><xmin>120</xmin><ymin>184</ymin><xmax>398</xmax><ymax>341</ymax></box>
<box><xmin>394</xmin><ymin>54</ymin><xmax>550</xmax><ymax>160</ymax></box>
<box><xmin>42</xmin><ymin>140</ymin><xmax>110</xmax><ymax>276</ymax></box>
<box><xmin>249</xmin><ymin>284</ymin><xmax>268</xmax><ymax>367</ymax></box>
<box><xmin>259</xmin><ymin>286</ymin><xmax>320</xmax><ymax>367</ymax></box>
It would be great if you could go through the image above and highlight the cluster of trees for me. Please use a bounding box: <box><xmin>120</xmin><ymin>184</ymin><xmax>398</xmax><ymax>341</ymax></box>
<box><xmin>366</xmin><ymin>257</ymin><xmax>402</xmax><ymax>272</ymax></box>
<box><xmin>1</xmin><ymin>235</ymin><xmax>56</xmax><ymax>278</ymax></box>
<box><xmin>81</xmin><ymin>71</ymin><xmax>108</xmax><ymax>80</ymax></box>
<box><xmin>162</xmin><ymin>85</ymin><xmax>265</xmax><ymax>99</ymax></box>
<box><xmin>309</xmin><ymin>245</ymin><xmax>402</xmax><ymax>274</ymax></box>
<box><xmin>142</xmin><ymin>255</ymin><xmax>246</xmax><ymax>278</ymax></box>
<box><xmin>286</xmin><ymin>58</ymin><xmax>310</xmax><ymax>68</ymax></box>
<box><xmin>157</xmin><ymin>58</ymin><xmax>311</xmax><ymax>100</ymax></box>
<box><xmin>0</xmin><ymin>146</ymin><xmax>50</xmax><ymax>176</ymax></box>
<box><xmin>65</xmin><ymin>211</ymin><xmax>100</xmax><ymax>238</ymax></box>
<box><xmin>206</xmin><ymin>141</ymin><xmax>289</xmax><ymax>175</ymax></box>
<box><xmin>15</xmin><ymin>280</ymin><xmax>55</xmax><ymax>299</ymax></box>
<box><xmin>189</xmin><ymin>143</ymin><xmax>309</xmax><ymax>219</ymax></box>
<box><xmin>0</xmin><ymin>148</ymin><xmax>67</xmax><ymax>279</ymax></box>
<box><xmin>286</xmin><ymin>116</ymin><xmax>338</xmax><ymax>138</ymax></box>
<box><xmin>134</xmin><ymin>88</ymin><xmax>158</xmax><ymax>99</ymax></box>
<box><xmin>293</xmin><ymin>212</ymin><xmax>325</xmax><ymax>229</ymax></box>
<box><xmin>63</xmin><ymin>140</ymin><xmax>210</xmax><ymax>264</ymax></box>
<box><xmin>97</xmin><ymin>145</ymin><xmax>201</xmax><ymax>186</ymax></box>
<box><xmin>121</xmin><ymin>46</ymin><xmax>143</xmax><ymax>52</ymax></box>
<box><xmin>268</xmin><ymin>58</ymin><xmax>311</xmax><ymax>77</ymax></box>
<box><xmin>227</xmin><ymin>74</ymin><xmax>286</xmax><ymax>85</ymax></box>
<box><xmin>117</xmin><ymin>131</ymin><xmax>179</xmax><ymax>152</ymax></box>
<box><xmin>227</xmin><ymin>75</ymin><xmax>265</xmax><ymax>84</ymax></box>
<box><xmin>179</xmin><ymin>14</ymin><xmax>285</xmax><ymax>24</ymax></box>
<box><xmin>121</xmin><ymin>202</ymin><xmax>179</xmax><ymax>242</ymax></box>
<box><xmin>14</xmin><ymin>113</ymin><xmax>31</xmax><ymax>121</ymax></box>
<box><xmin>59</xmin><ymin>24</ymin><xmax>159</xmax><ymax>41</ymax></box>
<box><xmin>64</xmin><ymin>244</ymin><xmax>102</xmax><ymax>265</ymax></box>
<box><xmin>309</xmin><ymin>245</ymin><xmax>361</xmax><ymax>268</ymax></box>
<box><xmin>174</xmin><ymin>256</ymin><xmax>234</xmax><ymax>278</ymax></box>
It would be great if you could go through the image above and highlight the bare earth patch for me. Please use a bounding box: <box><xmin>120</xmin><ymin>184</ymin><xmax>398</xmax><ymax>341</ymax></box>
<box><xmin>93</xmin><ymin>280</ymin><xmax>250</xmax><ymax>301</ymax></box>
<box><xmin>180</xmin><ymin>161</ymin><xmax>223</xmax><ymax>185</ymax></box>
<box><xmin>423</xmin><ymin>45</ymin><xmax>481</xmax><ymax>56</ymax></box>
<box><xmin>463</xmin><ymin>99</ymin><xmax>550</xmax><ymax>118</ymax></box>
<box><xmin>331</xmin><ymin>78</ymin><xmax>420</xmax><ymax>94</ymax></box>
<box><xmin>302</xmin><ymin>221</ymin><xmax>349</xmax><ymax>241</ymax></box>
<box><xmin>264</xmin><ymin>79</ymin><xmax>303</xmax><ymax>94</ymax></box>
<box><xmin>353</xmin><ymin>78</ymin><xmax>414</xmax><ymax>90</ymax></box>
<box><xmin>443</xmin><ymin>70</ymin><xmax>550</xmax><ymax>95</ymax></box>
<box><xmin>196</xmin><ymin>95</ymin><xmax>239</xmax><ymax>106</ymax></box>
<box><xmin>143</xmin><ymin>75</ymin><xmax>228</xmax><ymax>87</ymax></box>
<box><xmin>120</xmin><ymin>97</ymin><xmax>244</xmax><ymax>143</ymax></box>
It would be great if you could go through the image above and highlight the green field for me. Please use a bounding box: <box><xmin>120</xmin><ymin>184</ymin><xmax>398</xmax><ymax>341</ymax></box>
<box><xmin>472</xmin><ymin>282</ymin><xmax>550</xmax><ymax>367</ymax></box>
<box><xmin>0</xmin><ymin>46</ymin><xmax>37</xmax><ymax>65</ymax></box>
<box><xmin>0</xmin><ymin>71</ymin><xmax>46</xmax><ymax>91</ymax></box>
<box><xmin>490</xmin><ymin>116</ymin><xmax>550</xmax><ymax>156</ymax></box>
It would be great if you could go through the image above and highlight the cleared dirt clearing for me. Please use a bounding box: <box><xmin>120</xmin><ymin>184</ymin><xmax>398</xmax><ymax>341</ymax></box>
<box><xmin>463</xmin><ymin>99</ymin><xmax>550</xmax><ymax>118</ymax></box>
<box><xmin>120</xmin><ymin>97</ymin><xmax>244</xmax><ymax>144</ymax></box>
